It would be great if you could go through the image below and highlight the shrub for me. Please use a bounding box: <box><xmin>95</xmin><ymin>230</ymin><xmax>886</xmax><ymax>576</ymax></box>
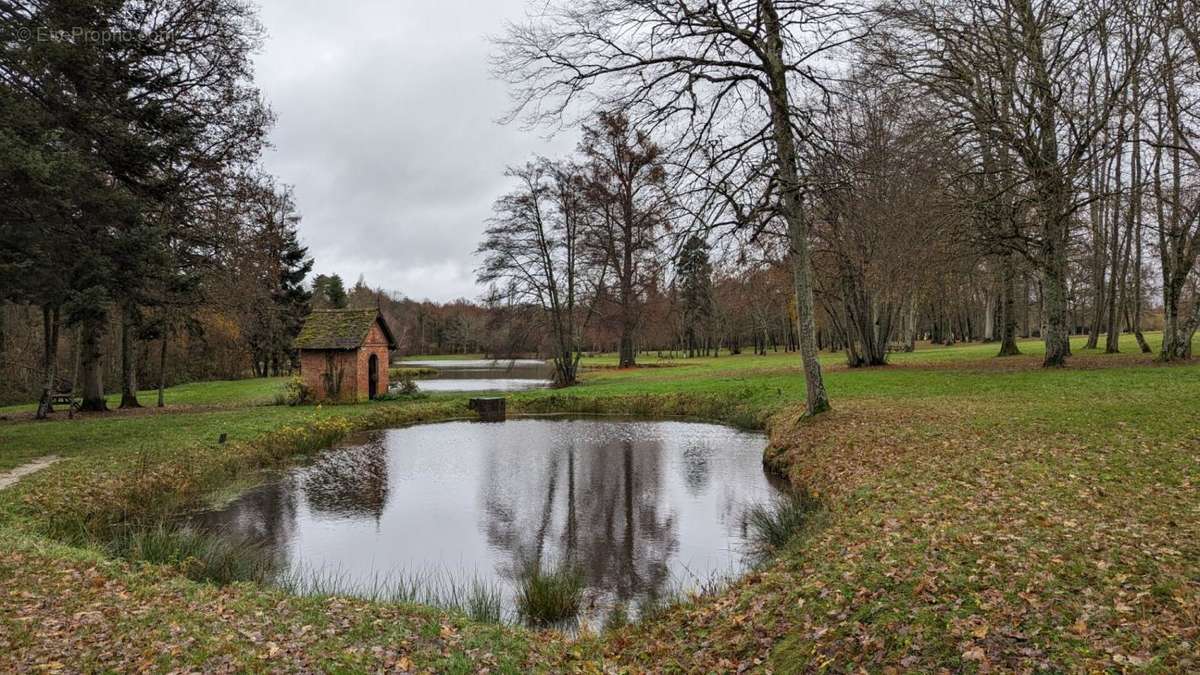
<box><xmin>374</xmin><ymin>373</ymin><xmax>425</xmax><ymax>401</ymax></box>
<box><xmin>394</xmin><ymin>371</ymin><xmax>420</xmax><ymax>395</ymax></box>
<box><xmin>745</xmin><ymin>488</ymin><xmax>822</xmax><ymax>558</ymax></box>
<box><xmin>516</xmin><ymin>562</ymin><xmax>584</xmax><ymax>626</ymax></box>
<box><xmin>279</xmin><ymin>376</ymin><xmax>312</xmax><ymax>406</ymax></box>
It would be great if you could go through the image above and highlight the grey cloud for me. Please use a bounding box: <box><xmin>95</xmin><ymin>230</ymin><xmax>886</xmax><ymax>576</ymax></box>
<box><xmin>252</xmin><ymin>0</ymin><xmax>574</xmax><ymax>301</ymax></box>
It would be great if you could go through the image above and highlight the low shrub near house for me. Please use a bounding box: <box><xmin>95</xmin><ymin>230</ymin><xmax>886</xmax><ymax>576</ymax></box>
<box><xmin>276</xmin><ymin>376</ymin><xmax>313</xmax><ymax>406</ymax></box>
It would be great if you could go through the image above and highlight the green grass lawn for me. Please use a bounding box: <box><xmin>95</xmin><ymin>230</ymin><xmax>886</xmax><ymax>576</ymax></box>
<box><xmin>1</xmin><ymin>333</ymin><xmax>1198</xmax><ymax>671</ymax></box>
<box><xmin>0</xmin><ymin>377</ymin><xmax>289</xmax><ymax>417</ymax></box>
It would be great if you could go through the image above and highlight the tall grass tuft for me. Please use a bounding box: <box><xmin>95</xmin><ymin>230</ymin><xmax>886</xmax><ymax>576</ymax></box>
<box><xmin>515</xmin><ymin>562</ymin><xmax>584</xmax><ymax>626</ymax></box>
<box><xmin>108</xmin><ymin>523</ymin><xmax>275</xmax><ymax>585</ymax></box>
<box><xmin>278</xmin><ymin>566</ymin><xmax>504</xmax><ymax>624</ymax></box>
<box><xmin>461</xmin><ymin>579</ymin><xmax>504</xmax><ymax>624</ymax></box>
<box><xmin>746</xmin><ymin>488</ymin><xmax>822</xmax><ymax>559</ymax></box>
<box><xmin>604</xmin><ymin>602</ymin><xmax>630</xmax><ymax>632</ymax></box>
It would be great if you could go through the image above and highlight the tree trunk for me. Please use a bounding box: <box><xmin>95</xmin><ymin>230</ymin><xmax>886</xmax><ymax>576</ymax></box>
<box><xmin>1021</xmin><ymin>275</ymin><xmax>1032</xmax><ymax>337</ymax></box>
<box><xmin>1184</xmin><ymin>303</ymin><xmax>1200</xmax><ymax>359</ymax></box>
<box><xmin>119</xmin><ymin>304</ymin><xmax>142</xmax><ymax>408</ymax></box>
<box><xmin>35</xmin><ymin>306</ymin><xmax>60</xmax><ymax>419</ymax></box>
<box><xmin>983</xmin><ymin>287</ymin><xmax>996</xmax><ymax>342</ymax></box>
<box><xmin>618</xmin><ymin>323</ymin><xmax>636</xmax><ymax>368</ymax></box>
<box><xmin>1130</xmin><ymin>78</ymin><xmax>1152</xmax><ymax>355</ymax></box>
<box><xmin>1106</xmin><ymin>201</ymin><xmax>1135</xmax><ymax>354</ymax></box>
<box><xmin>1104</xmin><ymin>126</ymin><xmax>1127</xmax><ymax>354</ymax></box>
<box><xmin>762</xmin><ymin>0</ymin><xmax>828</xmax><ymax>415</ymax></box>
<box><xmin>997</xmin><ymin>254</ymin><xmax>1022</xmax><ymax>356</ymax></box>
<box><xmin>79</xmin><ymin>315</ymin><xmax>108</xmax><ymax>412</ymax></box>
<box><xmin>1039</xmin><ymin>181</ymin><xmax>1073</xmax><ymax>366</ymax></box>
<box><xmin>157</xmin><ymin>335</ymin><xmax>168</xmax><ymax>407</ymax></box>
<box><xmin>902</xmin><ymin>299</ymin><xmax>918</xmax><ymax>352</ymax></box>
<box><xmin>1084</xmin><ymin>158</ymin><xmax>1107</xmax><ymax>350</ymax></box>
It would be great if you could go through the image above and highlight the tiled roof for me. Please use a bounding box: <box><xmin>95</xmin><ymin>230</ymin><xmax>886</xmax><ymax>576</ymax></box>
<box><xmin>294</xmin><ymin>309</ymin><xmax>397</xmax><ymax>350</ymax></box>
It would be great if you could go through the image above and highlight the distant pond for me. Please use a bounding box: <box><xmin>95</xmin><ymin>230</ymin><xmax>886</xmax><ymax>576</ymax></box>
<box><xmin>194</xmin><ymin>419</ymin><xmax>783</xmax><ymax>626</ymax></box>
<box><xmin>398</xmin><ymin>359</ymin><xmax>553</xmax><ymax>393</ymax></box>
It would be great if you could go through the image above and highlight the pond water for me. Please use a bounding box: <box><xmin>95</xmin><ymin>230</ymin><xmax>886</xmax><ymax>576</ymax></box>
<box><xmin>195</xmin><ymin>419</ymin><xmax>783</xmax><ymax>626</ymax></box>
<box><xmin>398</xmin><ymin>359</ymin><xmax>553</xmax><ymax>393</ymax></box>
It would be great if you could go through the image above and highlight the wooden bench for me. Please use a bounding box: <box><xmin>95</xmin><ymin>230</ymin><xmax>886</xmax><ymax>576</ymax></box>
<box><xmin>50</xmin><ymin>388</ymin><xmax>80</xmax><ymax>417</ymax></box>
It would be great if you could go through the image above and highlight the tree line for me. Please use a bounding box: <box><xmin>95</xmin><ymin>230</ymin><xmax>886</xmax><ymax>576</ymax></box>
<box><xmin>4</xmin><ymin>1</ymin><xmax>1197</xmax><ymax>418</ymax></box>
<box><xmin>475</xmin><ymin>0</ymin><xmax>1200</xmax><ymax>414</ymax></box>
<box><xmin>0</xmin><ymin>1</ymin><xmax>312</xmax><ymax>412</ymax></box>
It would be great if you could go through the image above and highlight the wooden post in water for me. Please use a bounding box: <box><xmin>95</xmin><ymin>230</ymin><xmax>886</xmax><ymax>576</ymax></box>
<box><xmin>468</xmin><ymin>397</ymin><xmax>506</xmax><ymax>422</ymax></box>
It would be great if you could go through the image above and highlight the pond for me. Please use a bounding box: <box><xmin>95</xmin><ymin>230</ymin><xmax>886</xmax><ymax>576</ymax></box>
<box><xmin>398</xmin><ymin>359</ymin><xmax>553</xmax><ymax>393</ymax></box>
<box><xmin>195</xmin><ymin>419</ymin><xmax>783</xmax><ymax>627</ymax></box>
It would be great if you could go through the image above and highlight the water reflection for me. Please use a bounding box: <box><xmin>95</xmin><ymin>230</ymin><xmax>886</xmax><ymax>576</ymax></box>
<box><xmin>195</xmin><ymin>420</ymin><xmax>781</xmax><ymax>622</ymax></box>
<box><xmin>302</xmin><ymin>439</ymin><xmax>389</xmax><ymax>521</ymax></box>
<box><xmin>397</xmin><ymin>359</ymin><xmax>553</xmax><ymax>393</ymax></box>
<box><xmin>479</xmin><ymin>433</ymin><xmax>677</xmax><ymax>606</ymax></box>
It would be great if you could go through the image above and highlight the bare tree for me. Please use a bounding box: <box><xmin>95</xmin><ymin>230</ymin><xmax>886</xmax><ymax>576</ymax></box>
<box><xmin>1150</xmin><ymin>0</ymin><xmax>1200</xmax><ymax>360</ymax></box>
<box><xmin>478</xmin><ymin>160</ymin><xmax>599</xmax><ymax>386</ymax></box>
<box><xmin>883</xmin><ymin>0</ymin><xmax>1150</xmax><ymax>366</ymax></box>
<box><xmin>579</xmin><ymin>111</ymin><xmax>669</xmax><ymax>368</ymax></box>
<box><xmin>808</xmin><ymin>73</ymin><xmax>952</xmax><ymax>366</ymax></box>
<box><xmin>495</xmin><ymin>0</ymin><xmax>876</xmax><ymax>414</ymax></box>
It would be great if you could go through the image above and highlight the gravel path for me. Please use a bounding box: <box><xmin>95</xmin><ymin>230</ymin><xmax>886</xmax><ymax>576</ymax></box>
<box><xmin>0</xmin><ymin>456</ymin><xmax>61</xmax><ymax>490</ymax></box>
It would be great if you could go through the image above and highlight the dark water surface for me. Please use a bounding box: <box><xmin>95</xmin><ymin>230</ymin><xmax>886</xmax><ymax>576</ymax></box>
<box><xmin>398</xmin><ymin>359</ymin><xmax>553</xmax><ymax>392</ymax></box>
<box><xmin>196</xmin><ymin>419</ymin><xmax>782</xmax><ymax>624</ymax></box>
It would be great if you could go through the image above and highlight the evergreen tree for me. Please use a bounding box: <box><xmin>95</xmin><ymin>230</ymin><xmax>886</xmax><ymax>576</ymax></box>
<box><xmin>312</xmin><ymin>274</ymin><xmax>348</xmax><ymax>309</ymax></box>
<box><xmin>676</xmin><ymin>234</ymin><xmax>714</xmax><ymax>357</ymax></box>
<box><xmin>242</xmin><ymin>178</ymin><xmax>313</xmax><ymax>377</ymax></box>
<box><xmin>2</xmin><ymin>0</ymin><xmax>270</xmax><ymax>410</ymax></box>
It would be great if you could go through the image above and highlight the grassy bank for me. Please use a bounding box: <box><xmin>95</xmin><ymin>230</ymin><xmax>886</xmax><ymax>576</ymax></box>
<box><xmin>0</xmin><ymin>377</ymin><xmax>290</xmax><ymax>418</ymax></box>
<box><xmin>1</xmin><ymin>333</ymin><xmax>1198</xmax><ymax>671</ymax></box>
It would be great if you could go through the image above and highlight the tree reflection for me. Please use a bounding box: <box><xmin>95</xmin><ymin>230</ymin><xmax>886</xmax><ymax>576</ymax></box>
<box><xmin>480</xmin><ymin>431</ymin><xmax>678</xmax><ymax>605</ymax></box>
<box><xmin>302</xmin><ymin>438</ymin><xmax>390</xmax><ymax>522</ymax></box>
<box><xmin>680</xmin><ymin>440</ymin><xmax>713</xmax><ymax>496</ymax></box>
<box><xmin>190</xmin><ymin>479</ymin><xmax>298</xmax><ymax>571</ymax></box>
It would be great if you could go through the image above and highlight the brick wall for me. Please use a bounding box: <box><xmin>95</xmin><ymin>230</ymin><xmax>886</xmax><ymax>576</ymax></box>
<box><xmin>356</xmin><ymin>322</ymin><xmax>391</xmax><ymax>399</ymax></box>
<box><xmin>298</xmin><ymin>319</ymin><xmax>392</xmax><ymax>402</ymax></box>
<box><xmin>300</xmin><ymin>350</ymin><xmax>359</xmax><ymax>403</ymax></box>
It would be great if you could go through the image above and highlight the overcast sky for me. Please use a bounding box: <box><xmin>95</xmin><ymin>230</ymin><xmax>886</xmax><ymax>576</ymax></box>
<box><xmin>252</xmin><ymin>0</ymin><xmax>574</xmax><ymax>303</ymax></box>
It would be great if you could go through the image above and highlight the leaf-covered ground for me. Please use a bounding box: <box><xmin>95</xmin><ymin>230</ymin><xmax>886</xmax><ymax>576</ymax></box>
<box><xmin>608</xmin><ymin>398</ymin><xmax>1199</xmax><ymax>671</ymax></box>
<box><xmin>0</xmin><ymin>532</ymin><xmax>549</xmax><ymax>673</ymax></box>
<box><xmin>1</xmin><ymin>335</ymin><xmax>1198</xmax><ymax>672</ymax></box>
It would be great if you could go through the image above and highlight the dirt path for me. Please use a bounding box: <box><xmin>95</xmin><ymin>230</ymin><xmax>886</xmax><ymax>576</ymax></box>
<box><xmin>0</xmin><ymin>456</ymin><xmax>61</xmax><ymax>490</ymax></box>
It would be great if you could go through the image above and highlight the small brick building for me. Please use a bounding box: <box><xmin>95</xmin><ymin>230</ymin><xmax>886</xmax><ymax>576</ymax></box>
<box><xmin>294</xmin><ymin>309</ymin><xmax>398</xmax><ymax>403</ymax></box>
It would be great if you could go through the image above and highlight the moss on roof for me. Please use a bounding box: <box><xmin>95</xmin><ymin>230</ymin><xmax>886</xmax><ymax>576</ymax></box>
<box><xmin>294</xmin><ymin>309</ymin><xmax>397</xmax><ymax>350</ymax></box>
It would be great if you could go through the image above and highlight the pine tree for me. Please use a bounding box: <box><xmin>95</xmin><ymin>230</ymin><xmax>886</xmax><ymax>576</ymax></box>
<box><xmin>676</xmin><ymin>235</ymin><xmax>714</xmax><ymax>357</ymax></box>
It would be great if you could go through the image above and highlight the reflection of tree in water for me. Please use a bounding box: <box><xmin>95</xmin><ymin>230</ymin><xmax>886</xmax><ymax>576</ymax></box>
<box><xmin>680</xmin><ymin>440</ymin><xmax>713</xmax><ymax>496</ymax></box>
<box><xmin>480</xmin><ymin>429</ymin><xmax>677</xmax><ymax>604</ymax></box>
<box><xmin>301</xmin><ymin>438</ymin><xmax>390</xmax><ymax>522</ymax></box>
<box><xmin>192</xmin><ymin>437</ymin><xmax>390</xmax><ymax>577</ymax></box>
<box><xmin>191</xmin><ymin>480</ymin><xmax>299</xmax><ymax>571</ymax></box>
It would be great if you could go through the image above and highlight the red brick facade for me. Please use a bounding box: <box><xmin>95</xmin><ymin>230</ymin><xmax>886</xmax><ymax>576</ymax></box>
<box><xmin>299</xmin><ymin>320</ymin><xmax>391</xmax><ymax>403</ymax></box>
<box><xmin>356</xmin><ymin>322</ymin><xmax>391</xmax><ymax>400</ymax></box>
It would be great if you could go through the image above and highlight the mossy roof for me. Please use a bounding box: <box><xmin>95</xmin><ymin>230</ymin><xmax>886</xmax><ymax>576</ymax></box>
<box><xmin>293</xmin><ymin>309</ymin><xmax>398</xmax><ymax>351</ymax></box>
